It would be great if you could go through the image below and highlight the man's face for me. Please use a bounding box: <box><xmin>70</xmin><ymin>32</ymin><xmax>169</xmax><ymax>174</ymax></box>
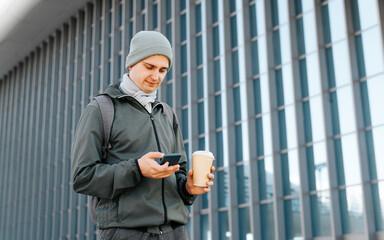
<box><xmin>128</xmin><ymin>55</ymin><xmax>169</xmax><ymax>93</ymax></box>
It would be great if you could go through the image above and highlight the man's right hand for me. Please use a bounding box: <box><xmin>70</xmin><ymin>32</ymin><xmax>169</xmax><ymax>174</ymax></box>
<box><xmin>138</xmin><ymin>152</ymin><xmax>180</xmax><ymax>179</ymax></box>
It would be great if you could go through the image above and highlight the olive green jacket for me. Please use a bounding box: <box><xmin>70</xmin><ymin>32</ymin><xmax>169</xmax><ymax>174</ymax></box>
<box><xmin>71</xmin><ymin>84</ymin><xmax>195</xmax><ymax>229</ymax></box>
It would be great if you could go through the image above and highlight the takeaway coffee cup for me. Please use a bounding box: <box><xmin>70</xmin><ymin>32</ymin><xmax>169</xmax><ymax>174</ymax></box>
<box><xmin>192</xmin><ymin>151</ymin><xmax>214</xmax><ymax>187</ymax></box>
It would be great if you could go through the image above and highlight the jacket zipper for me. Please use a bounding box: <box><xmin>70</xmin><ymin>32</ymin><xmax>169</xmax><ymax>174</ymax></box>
<box><xmin>118</xmin><ymin>95</ymin><xmax>169</xmax><ymax>225</ymax></box>
<box><xmin>149</xmin><ymin>113</ymin><xmax>168</xmax><ymax>225</ymax></box>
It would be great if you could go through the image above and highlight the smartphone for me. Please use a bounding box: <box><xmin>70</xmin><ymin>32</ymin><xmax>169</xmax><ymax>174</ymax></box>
<box><xmin>160</xmin><ymin>153</ymin><xmax>182</xmax><ymax>166</ymax></box>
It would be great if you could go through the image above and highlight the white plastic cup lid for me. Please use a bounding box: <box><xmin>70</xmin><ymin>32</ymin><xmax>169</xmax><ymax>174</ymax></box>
<box><xmin>192</xmin><ymin>150</ymin><xmax>214</xmax><ymax>159</ymax></box>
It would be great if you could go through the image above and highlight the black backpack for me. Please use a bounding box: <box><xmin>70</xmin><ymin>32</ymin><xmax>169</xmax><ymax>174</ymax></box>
<box><xmin>88</xmin><ymin>94</ymin><xmax>175</xmax><ymax>224</ymax></box>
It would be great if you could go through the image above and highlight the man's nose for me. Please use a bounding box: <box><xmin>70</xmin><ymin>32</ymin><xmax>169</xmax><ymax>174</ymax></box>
<box><xmin>152</xmin><ymin>71</ymin><xmax>160</xmax><ymax>79</ymax></box>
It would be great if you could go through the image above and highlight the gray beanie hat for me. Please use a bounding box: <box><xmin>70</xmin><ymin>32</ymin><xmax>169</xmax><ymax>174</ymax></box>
<box><xmin>125</xmin><ymin>31</ymin><xmax>173</xmax><ymax>70</ymax></box>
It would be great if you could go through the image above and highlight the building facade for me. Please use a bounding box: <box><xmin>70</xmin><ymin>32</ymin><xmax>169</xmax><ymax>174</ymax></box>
<box><xmin>1</xmin><ymin>0</ymin><xmax>384</xmax><ymax>239</ymax></box>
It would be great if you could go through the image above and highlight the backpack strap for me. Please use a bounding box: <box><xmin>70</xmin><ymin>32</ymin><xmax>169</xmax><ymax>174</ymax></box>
<box><xmin>88</xmin><ymin>95</ymin><xmax>114</xmax><ymax>224</ymax></box>
<box><xmin>94</xmin><ymin>95</ymin><xmax>114</xmax><ymax>160</ymax></box>
<box><xmin>161</xmin><ymin>102</ymin><xmax>174</xmax><ymax>128</ymax></box>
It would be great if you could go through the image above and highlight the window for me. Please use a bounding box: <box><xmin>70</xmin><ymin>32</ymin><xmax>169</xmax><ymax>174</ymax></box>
<box><xmin>180</xmin><ymin>13</ymin><xmax>187</xmax><ymax>42</ymax></box>
<box><xmin>218</xmin><ymin>169</ymin><xmax>229</xmax><ymax>207</ymax></box>
<box><xmin>230</xmin><ymin>16</ymin><xmax>238</xmax><ymax>48</ymax></box>
<box><xmin>260</xmin><ymin>203</ymin><xmax>275</xmax><ymax>240</ymax></box>
<box><xmin>258</xmin><ymin>156</ymin><xmax>274</xmax><ymax>200</ymax></box>
<box><xmin>235</xmin><ymin>125</ymin><xmax>243</xmax><ymax>162</ymax></box>
<box><xmin>284</xmin><ymin>198</ymin><xmax>302</xmax><ymax>239</ymax></box>
<box><xmin>232</xmin><ymin>51</ymin><xmax>239</xmax><ymax>84</ymax></box>
<box><xmin>181</xmin><ymin>44</ymin><xmax>187</xmax><ymax>73</ymax></box>
<box><xmin>219</xmin><ymin>211</ymin><xmax>230</xmax><ymax>239</ymax></box>
<box><xmin>195</xmin><ymin>3</ymin><xmax>202</xmax><ymax>33</ymax></box>
<box><xmin>200</xmin><ymin>214</ymin><xmax>210</xmax><ymax>240</ymax></box>
<box><xmin>196</xmin><ymin>35</ymin><xmax>203</xmax><ymax>66</ymax></box>
<box><xmin>237</xmin><ymin>163</ymin><xmax>250</xmax><ymax>204</ymax></box>
<box><xmin>239</xmin><ymin>207</ymin><xmax>252</xmax><ymax>240</ymax></box>
<box><xmin>251</xmin><ymin>41</ymin><xmax>260</xmax><ymax>76</ymax></box>
<box><xmin>339</xmin><ymin>186</ymin><xmax>365</xmax><ymax>234</ymax></box>
<box><xmin>310</xmin><ymin>192</ymin><xmax>331</xmax><ymax>236</ymax></box>
<box><xmin>152</xmin><ymin>3</ymin><xmax>158</xmax><ymax>28</ymax></box>
<box><xmin>215</xmin><ymin>95</ymin><xmax>222</xmax><ymax>128</ymax></box>
<box><xmin>216</xmin><ymin>131</ymin><xmax>224</xmax><ymax>167</ymax></box>
<box><xmin>211</xmin><ymin>0</ymin><xmax>218</xmax><ymax>23</ymax></box>
<box><xmin>213</xmin><ymin>59</ymin><xmax>221</xmax><ymax>91</ymax></box>
<box><xmin>213</xmin><ymin>26</ymin><xmax>220</xmax><ymax>58</ymax></box>
<box><xmin>233</xmin><ymin>86</ymin><xmax>241</xmax><ymax>122</ymax></box>
<box><xmin>372</xmin><ymin>181</ymin><xmax>384</xmax><ymax>230</ymax></box>
<box><xmin>198</xmin><ymin>102</ymin><xmax>204</xmax><ymax>135</ymax></box>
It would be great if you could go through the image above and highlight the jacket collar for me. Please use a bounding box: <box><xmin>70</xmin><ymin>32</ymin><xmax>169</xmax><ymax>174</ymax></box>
<box><xmin>101</xmin><ymin>83</ymin><xmax>164</xmax><ymax>111</ymax></box>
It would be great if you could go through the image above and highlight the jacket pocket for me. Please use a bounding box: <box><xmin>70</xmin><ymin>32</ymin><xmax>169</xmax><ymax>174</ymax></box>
<box><xmin>117</xmin><ymin>179</ymin><xmax>164</xmax><ymax>227</ymax></box>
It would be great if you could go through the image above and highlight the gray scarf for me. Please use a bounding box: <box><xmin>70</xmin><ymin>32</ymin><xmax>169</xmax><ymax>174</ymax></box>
<box><xmin>120</xmin><ymin>73</ymin><xmax>157</xmax><ymax>113</ymax></box>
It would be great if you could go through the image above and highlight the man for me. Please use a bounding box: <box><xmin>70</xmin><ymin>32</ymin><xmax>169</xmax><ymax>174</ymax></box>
<box><xmin>71</xmin><ymin>31</ymin><xmax>214</xmax><ymax>240</ymax></box>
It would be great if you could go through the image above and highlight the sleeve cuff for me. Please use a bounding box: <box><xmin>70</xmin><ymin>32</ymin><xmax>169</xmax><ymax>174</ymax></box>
<box><xmin>180</xmin><ymin>177</ymin><xmax>197</xmax><ymax>205</ymax></box>
<box><xmin>135</xmin><ymin>159</ymin><xmax>143</xmax><ymax>178</ymax></box>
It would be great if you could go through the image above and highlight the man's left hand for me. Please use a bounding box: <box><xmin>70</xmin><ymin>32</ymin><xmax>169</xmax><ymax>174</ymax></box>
<box><xmin>185</xmin><ymin>166</ymin><xmax>215</xmax><ymax>195</ymax></box>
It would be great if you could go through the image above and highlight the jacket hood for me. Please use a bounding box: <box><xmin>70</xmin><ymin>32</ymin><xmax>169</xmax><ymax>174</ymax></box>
<box><xmin>103</xmin><ymin>83</ymin><xmax>125</xmax><ymax>99</ymax></box>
